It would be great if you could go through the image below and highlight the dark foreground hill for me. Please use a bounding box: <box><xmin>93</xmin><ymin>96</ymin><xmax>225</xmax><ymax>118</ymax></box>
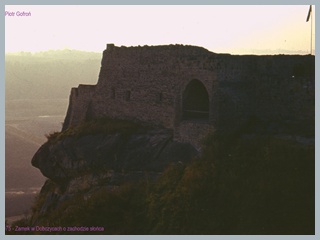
<box><xmin>7</xmin><ymin>118</ymin><xmax>314</xmax><ymax>235</ymax></box>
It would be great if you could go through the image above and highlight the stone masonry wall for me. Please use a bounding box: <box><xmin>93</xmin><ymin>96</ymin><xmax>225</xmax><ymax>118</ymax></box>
<box><xmin>215</xmin><ymin>54</ymin><xmax>314</xmax><ymax>134</ymax></box>
<box><xmin>92</xmin><ymin>44</ymin><xmax>218</xmax><ymax>129</ymax></box>
<box><xmin>63</xmin><ymin>84</ymin><xmax>95</xmax><ymax>130</ymax></box>
<box><xmin>62</xmin><ymin>44</ymin><xmax>315</xmax><ymax>148</ymax></box>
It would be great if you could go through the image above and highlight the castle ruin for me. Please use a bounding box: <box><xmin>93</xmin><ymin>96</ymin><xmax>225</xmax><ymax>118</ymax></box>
<box><xmin>63</xmin><ymin>44</ymin><xmax>315</xmax><ymax>148</ymax></box>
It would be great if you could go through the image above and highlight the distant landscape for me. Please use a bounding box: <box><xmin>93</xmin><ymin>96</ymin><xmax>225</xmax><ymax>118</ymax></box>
<box><xmin>5</xmin><ymin>50</ymin><xmax>101</xmax><ymax>221</ymax></box>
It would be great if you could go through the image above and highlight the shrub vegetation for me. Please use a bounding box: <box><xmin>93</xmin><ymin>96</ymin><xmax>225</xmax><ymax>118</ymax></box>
<box><xmin>45</xmin><ymin>118</ymin><xmax>144</xmax><ymax>143</ymax></box>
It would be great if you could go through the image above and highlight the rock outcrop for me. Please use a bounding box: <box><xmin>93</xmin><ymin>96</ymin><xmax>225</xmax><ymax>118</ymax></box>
<box><xmin>30</xmin><ymin>126</ymin><xmax>198</xmax><ymax>222</ymax></box>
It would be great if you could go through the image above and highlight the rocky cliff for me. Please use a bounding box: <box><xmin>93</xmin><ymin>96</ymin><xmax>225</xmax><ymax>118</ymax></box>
<box><xmin>20</xmin><ymin>120</ymin><xmax>314</xmax><ymax>235</ymax></box>
<box><xmin>30</xmin><ymin>119</ymin><xmax>198</xmax><ymax>224</ymax></box>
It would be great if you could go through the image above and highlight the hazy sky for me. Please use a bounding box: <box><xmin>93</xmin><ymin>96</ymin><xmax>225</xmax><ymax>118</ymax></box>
<box><xmin>5</xmin><ymin>5</ymin><xmax>315</xmax><ymax>55</ymax></box>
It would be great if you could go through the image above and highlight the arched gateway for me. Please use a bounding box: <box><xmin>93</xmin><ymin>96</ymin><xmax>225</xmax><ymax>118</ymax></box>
<box><xmin>182</xmin><ymin>79</ymin><xmax>209</xmax><ymax>120</ymax></box>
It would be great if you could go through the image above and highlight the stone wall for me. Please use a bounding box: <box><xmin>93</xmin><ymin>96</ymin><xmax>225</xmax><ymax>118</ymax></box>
<box><xmin>62</xmin><ymin>44</ymin><xmax>315</xmax><ymax>148</ymax></box>
<box><xmin>174</xmin><ymin>121</ymin><xmax>214</xmax><ymax>150</ymax></box>
<box><xmin>63</xmin><ymin>84</ymin><xmax>95</xmax><ymax>130</ymax></box>
<box><xmin>215</xmin><ymin>54</ymin><xmax>314</xmax><ymax>134</ymax></box>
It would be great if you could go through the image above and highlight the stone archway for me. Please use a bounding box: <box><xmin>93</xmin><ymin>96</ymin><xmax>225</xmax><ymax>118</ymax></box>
<box><xmin>182</xmin><ymin>79</ymin><xmax>209</xmax><ymax>120</ymax></box>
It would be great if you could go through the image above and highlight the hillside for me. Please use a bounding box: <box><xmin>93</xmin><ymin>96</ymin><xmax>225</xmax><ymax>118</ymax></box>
<box><xmin>8</xmin><ymin>120</ymin><xmax>314</xmax><ymax>235</ymax></box>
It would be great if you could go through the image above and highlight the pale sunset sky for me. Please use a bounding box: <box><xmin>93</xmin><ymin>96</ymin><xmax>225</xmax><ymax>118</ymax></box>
<box><xmin>5</xmin><ymin>5</ymin><xmax>315</xmax><ymax>55</ymax></box>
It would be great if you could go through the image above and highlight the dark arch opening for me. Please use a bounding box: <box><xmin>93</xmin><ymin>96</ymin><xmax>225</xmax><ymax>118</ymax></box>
<box><xmin>182</xmin><ymin>79</ymin><xmax>209</xmax><ymax>120</ymax></box>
